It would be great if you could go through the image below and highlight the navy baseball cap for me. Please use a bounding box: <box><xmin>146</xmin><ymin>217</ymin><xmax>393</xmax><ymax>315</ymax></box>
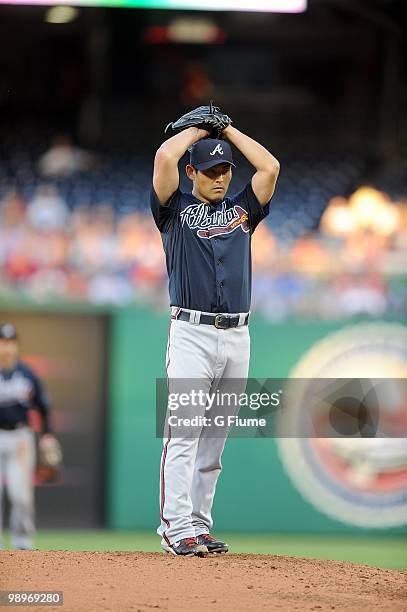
<box><xmin>0</xmin><ymin>323</ymin><xmax>17</xmax><ymax>340</ymax></box>
<box><xmin>189</xmin><ymin>139</ymin><xmax>235</xmax><ymax>171</ymax></box>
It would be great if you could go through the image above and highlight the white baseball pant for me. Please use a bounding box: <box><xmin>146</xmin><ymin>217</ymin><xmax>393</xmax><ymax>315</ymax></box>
<box><xmin>0</xmin><ymin>425</ymin><xmax>35</xmax><ymax>550</ymax></box>
<box><xmin>158</xmin><ymin>310</ymin><xmax>250</xmax><ymax>546</ymax></box>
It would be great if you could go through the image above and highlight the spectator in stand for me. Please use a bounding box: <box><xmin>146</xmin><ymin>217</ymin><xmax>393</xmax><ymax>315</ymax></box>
<box><xmin>70</xmin><ymin>203</ymin><xmax>117</xmax><ymax>272</ymax></box>
<box><xmin>0</xmin><ymin>191</ymin><xmax>27</xmax><ymax>230</ymax></box>
<box><xmin>333</xmin><ymin>270</ymin><xmax>388</xmax><ymax>316</ymax></box>
<box><xmin>38</xmin><ymin>134</ymin><xmax>96</xmax><ymax>178</ymax></box>
<box><xmin>26</xmin><ymin>185</ymin><xmax>69</xmax><ymax>232</ymax></box>
<box><xmin>0</xmin><ymin>191</ymin><xmax>27</xmax><ymax>265</ymax></box>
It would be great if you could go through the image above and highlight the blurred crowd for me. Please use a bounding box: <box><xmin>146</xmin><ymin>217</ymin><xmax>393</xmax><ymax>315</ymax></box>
<box><xmin>0</xmin><ymin>189</ymin><xmax>165</xmax><ymax>307</ymax></box>
<box><xmin>1</xmin><ymin>179</ymin><xmax>406</xmax><ymax>320</ymax></box>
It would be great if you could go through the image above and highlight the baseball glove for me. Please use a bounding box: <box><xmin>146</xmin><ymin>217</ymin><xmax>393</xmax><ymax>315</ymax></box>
<box><xmin>165</xmin><ymin>101</ymin><xmax>232</xmax><ymax>139</ymax></box>
<box><xmin>36</xmin><ymin>434</ymin><xmax>63</xmax><ymax>484</ymax></box>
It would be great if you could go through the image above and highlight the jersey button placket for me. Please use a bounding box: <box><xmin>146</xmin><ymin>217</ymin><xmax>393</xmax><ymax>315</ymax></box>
<box><xmin>212</xmin><ymin>239</ymin><xmax>221</xmax><ymax>304</ymax></box>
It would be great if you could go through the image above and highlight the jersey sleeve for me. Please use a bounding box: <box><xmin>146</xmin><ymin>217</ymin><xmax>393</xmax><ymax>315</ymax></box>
<box><xmin>150</xmin><ymin>188</ymin><xmax>181</xmax><ymax>233</ymax></box>
<box><xmin>231</xmin><ymin>181</ymin><xmax>271</xmax><ymax>233</ymax></box>
<box><xmin>30</xmin><ymin>369</ymin><xmax>52</xmax><ymax>434</ymax></box>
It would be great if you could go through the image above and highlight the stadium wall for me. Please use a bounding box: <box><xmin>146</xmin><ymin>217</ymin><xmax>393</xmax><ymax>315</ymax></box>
<box><xmin>107</xmin><ymin>307</ymin><xmax>407</xmax><ymax>535</ymax></box>
<box><xmin>1</xmin><ymin>303</ymin><xmax>405</xmax><ymax>535</ymax></box>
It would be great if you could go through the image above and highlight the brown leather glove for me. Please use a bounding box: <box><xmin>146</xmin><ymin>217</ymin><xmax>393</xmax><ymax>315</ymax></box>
<box><xmin>36</xmin><ymin>434</ymin><xmax>63</xmax><ymax>484</ymax></box>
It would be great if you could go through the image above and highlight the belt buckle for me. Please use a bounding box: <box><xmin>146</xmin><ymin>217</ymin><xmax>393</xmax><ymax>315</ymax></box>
<box><xmin>214</xmin><ymin>314</ymin><xmax>228</xmax><ymax>329</ymax></box>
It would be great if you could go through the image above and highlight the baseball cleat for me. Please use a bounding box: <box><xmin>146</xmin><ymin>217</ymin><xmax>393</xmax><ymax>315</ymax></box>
<box><xmin>196</xmin><ymin>533</ymin><xmax>228</xmax><ymax>553</ymax></box>
<box><xmin>162</xmin><ymin>537</ymin><xmax>208</xmax><ymax>557</ymax></box>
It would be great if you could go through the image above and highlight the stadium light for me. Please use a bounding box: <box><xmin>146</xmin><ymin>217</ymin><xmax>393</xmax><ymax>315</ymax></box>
<box><xmin>45</xmin><ymin>6</ymin><xmax>80</xmax><ymax>23</ymax></box>
<box><xmin>3</xmin><ymin>0</ymin><xmax>307</xmax><ymax>13</ymax></box>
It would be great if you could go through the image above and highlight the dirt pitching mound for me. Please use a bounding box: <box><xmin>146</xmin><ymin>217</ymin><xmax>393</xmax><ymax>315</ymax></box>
<box><xmin>1</xmin><ymin>551</ymin><xmax>406</xmax><ymax>612</ymax></box>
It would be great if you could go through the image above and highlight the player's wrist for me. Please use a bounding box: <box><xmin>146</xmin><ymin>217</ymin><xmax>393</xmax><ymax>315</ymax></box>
<box><xmin>179</xmin><ymin>127</ymin><xmax>209</xmax><ymax>147</ymax></box>
<box><xmin>221</xmin><ymin>124</ymin><xmax>234</xmax><ymax>138</ymax></box>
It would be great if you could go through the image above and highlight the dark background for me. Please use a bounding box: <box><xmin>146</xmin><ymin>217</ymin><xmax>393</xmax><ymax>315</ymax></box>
<box><xmin>0</xmin><ymin>0</ymin><xmax>405</xmax><ymax>154</ymax></box>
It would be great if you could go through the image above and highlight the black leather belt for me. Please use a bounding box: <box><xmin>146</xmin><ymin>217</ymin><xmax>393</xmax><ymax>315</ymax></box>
<box><xmin>173</xmin><ymin>309</ymin><xmax>249</xmax><ymax>329</ymax></box>
<box><xmin>0</xmin><ymin>422</ymin><xmax>26</xmax><ymax>430</ymax></box>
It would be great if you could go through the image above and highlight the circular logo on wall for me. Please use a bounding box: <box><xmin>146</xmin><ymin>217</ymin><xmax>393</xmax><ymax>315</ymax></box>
<box><xmin>277</xmin><ymin>322</ymin><xmax>407</xmax><ymax>528</ymax></box>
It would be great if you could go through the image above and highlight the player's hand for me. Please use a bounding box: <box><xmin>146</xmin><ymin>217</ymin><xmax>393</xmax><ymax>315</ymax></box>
<box><xmin>194</xmin><ymin>126</ymin><xmax>212</xmax><ymax>138</ymax></box>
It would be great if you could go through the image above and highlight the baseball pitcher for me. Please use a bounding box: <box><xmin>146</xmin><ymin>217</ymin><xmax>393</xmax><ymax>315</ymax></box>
<box><xmin>0</xmin><ymin>323</ymin><xmax>62</xmax><ymax>550</ymax></box>
<box><xmin>151</xmin><ymin>104</ymin><xmax>280</xmax><ymax>557</ymax></box>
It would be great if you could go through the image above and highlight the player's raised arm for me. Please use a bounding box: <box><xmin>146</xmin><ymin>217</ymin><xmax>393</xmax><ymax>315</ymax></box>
<box><xmin>153</xmin><ymin>127</ymin><xmax>209</xmax><ymax>205</ymax></box>
<box><xmin>222</xmin><ymin>125</ymin><xmax>280</xmax><ymax>206</ymax></box>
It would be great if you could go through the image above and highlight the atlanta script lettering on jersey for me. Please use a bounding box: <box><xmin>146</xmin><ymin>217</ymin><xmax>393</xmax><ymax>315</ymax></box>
<box><xmin>180</xmin><ymin>201</ymin><xmax>250</xmax><ymax>239</ymax></box>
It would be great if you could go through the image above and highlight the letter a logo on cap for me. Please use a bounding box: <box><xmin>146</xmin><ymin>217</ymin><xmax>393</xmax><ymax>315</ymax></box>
<box><xmin>210</xmin><ymin>144</ymin><xmax>224</xmax><ymax>156</ymax></box>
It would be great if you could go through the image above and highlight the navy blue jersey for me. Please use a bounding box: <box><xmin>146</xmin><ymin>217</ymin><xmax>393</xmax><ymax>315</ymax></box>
<box><xmin>151</xmin><ymin>181</ymin><xmax>270</xmax><ymax>313</ymax></box>
<box><xmin>0</xmin><ymin>361</ymin><xmax>51</xmax><ymax>432</ymax></box>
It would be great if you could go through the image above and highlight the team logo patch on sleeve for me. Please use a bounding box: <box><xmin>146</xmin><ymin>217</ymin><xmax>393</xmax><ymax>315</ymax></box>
<box><xmin>180</xmin><ymin>202</ymin><xmax>249</xmax><ymax>239</ymax></box>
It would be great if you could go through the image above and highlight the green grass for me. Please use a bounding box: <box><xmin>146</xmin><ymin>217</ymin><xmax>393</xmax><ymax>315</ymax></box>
<box><xmin>4</xmin><ymin>531</ymin><xmax>406</xmax><ymax>570</ymax></box>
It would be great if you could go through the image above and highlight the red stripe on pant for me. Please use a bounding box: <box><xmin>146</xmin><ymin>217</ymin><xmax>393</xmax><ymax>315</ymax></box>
<box><xmin>160</xmin><ymin>433</ymin><xmax>171</xmax><ymax>546</ymax></box>
<box><xmin>160</xmin><ymin>317</ymin><xmax>174</xmax><ymax>547</ymax></box>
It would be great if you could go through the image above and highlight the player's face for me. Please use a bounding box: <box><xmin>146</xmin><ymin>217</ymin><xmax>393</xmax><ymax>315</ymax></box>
<box><xmin>187</xmin><ymin>163</ymin><xmax>232</xmax><ymax>203</ymax></box>
<box><xmin>0</xmin><ymin>339</ymin><xmax>19</xmax><ymax>369</ymax></box>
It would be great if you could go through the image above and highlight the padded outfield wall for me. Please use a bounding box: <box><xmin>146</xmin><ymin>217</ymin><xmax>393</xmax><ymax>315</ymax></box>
<box><xmin>1</xmin><ymin>302</ymin><xmax>405</xmax><ymax>534</ymax></box>
<box><xmin>107</xmin><ymin>307</ymin><xmax>407</xmax><ymax>535</ymax></box>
